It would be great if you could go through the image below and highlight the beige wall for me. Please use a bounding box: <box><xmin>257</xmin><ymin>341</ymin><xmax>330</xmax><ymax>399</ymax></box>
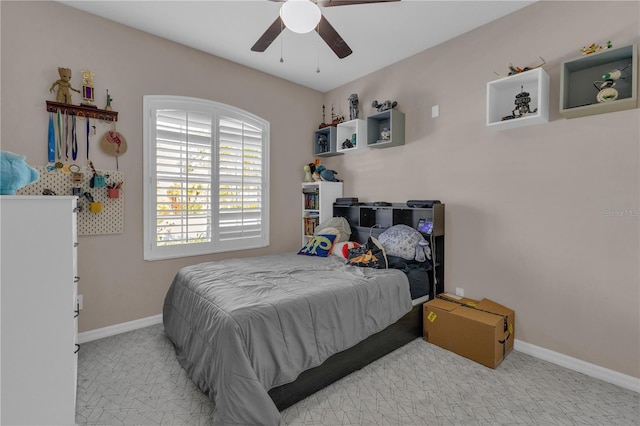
<box><xmin>321</xmin><ymin>1</ymin><xmax>639</xmax><ymax>378</ymax></box>
<box><xmin>1</xmin><ymin>1</ymin><xmax>638</xmax><ymax>379</ymax></box>
<box><xmin>0</xmin><ymin>1</ymin><xmax>321</xmax><ymax>330</ymax></box>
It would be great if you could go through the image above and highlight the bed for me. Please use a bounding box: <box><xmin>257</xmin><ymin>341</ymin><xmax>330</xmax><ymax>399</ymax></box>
<box><xmin>163</xmin><ymin>208</ymin><xmax>442</xmax><ymax>426</ymax></box>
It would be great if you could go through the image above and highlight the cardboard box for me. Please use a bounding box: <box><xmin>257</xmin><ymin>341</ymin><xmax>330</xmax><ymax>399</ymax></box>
<box><xmin>423</xmin><ymin>293</ymin><xmax>515</xmax><ymax>368</ymax></box>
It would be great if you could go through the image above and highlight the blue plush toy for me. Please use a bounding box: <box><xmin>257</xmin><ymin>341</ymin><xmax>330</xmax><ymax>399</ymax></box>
<box><xmin>0</xmin><ymin>151</ymin><xmax>39</xmax><ymax>195</ymax></box>
<box><xmin>316</xmin><ymin>164</ymin><xmax>340</xmax><ymax>182</ymax></box>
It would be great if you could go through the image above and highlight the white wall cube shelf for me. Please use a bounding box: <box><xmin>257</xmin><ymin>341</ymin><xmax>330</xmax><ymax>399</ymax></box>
<box><xmin>560</xmin><ymin>44</ymin><xmax>637</xmax><ymax>119</ymax></box>
<box><xmin>486</xmin><ymin>67</ymin><xmax>550</xmax><ymax>130</ymax></box>
<box><xmin>336</xmin><ymin>119</ymin><xmax>368</xmax><ymax>153</ymax></box>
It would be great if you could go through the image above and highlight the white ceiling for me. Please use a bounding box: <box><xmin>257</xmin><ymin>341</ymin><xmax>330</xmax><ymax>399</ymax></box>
<box><xmin>59</xmin><ymin>0</ymin><xmax>534</xmax><ymax>92</ymax></box>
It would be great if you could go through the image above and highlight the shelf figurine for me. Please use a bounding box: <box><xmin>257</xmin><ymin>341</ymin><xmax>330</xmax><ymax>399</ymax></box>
<box><xmin>330</xmin><ymin>105</ymin><xmax>344</xmax><ymax>126</ymax></box>
<box><xmin>49</xmin><ymin>67</ymin><xmax>80</xmax><ymax>104</ymax></box>
<box><xmin>501</xmin><ymin>86</ymin><xmax>537</xmax><ymax>121</ymax></box>
<box><xmin>371</xmin><ymin>100</ymin><xmax>397</xmax><ymax>112</ymax></box>
<box><xmin>319</xmin><ymin>104</ymin><xmax>328</xmax><ymax>129</ymax></box>
<box><xmin>580</xmin><ymin>41</ymin><xmax>612</xmax><ymax>56</ymax></box>
<box><xmin>348</xmin><ymin>94</ymin><xmax>359</xmax><ymax>120</ymax></box>
<box><xmin>317</xmin><ymin>134</ymin><xmax>328</xmax><ymax>153</ymax></box>
<box><xmin>105</xmin><ymin>89</ymin><xmax>113</xmax><ymax>111</ymax></box>
<box><xmin>493</xmin><ymin>57</ymin><xmax>545</xmax><ymax>78</ymax></box>
<box><xmin>593</xmin><ymin>64</ymin><xmax>630</xmax><ymax>103</ymax></box>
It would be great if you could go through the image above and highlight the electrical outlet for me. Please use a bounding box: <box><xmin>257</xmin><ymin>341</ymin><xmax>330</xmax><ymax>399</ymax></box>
<box><xmin>455</xmin><ymin>287</ymin><xmax>464</xmax><ymax>297</ymax></box>
<box><xmin>432</xmin><ymin>105</ymin><xmax>440</xmax><ymax>118</ymax></box>
<box><xmin>77</xmin><ymin>294</ymin><xmax>83</xmax><ymax>310</ymax></box>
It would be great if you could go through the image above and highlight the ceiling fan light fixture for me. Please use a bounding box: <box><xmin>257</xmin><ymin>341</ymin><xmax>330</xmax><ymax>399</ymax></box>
<box><xmin>280</xmin><ymin>0</ymin><xmax>321</xmax><ymax>34</ymax></box>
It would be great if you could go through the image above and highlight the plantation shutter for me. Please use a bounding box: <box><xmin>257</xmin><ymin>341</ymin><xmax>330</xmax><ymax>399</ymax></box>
<box><xmin>144</xmin><ymin>96</ymin><xmax>269</xmax><ymax>260</ymax></box>
<box><xmin>218</xmin><ymin>115</ymin><xmax>264</xmax><ymax>242</ymax></box>
<box><xmin>155</xmin><ymin>110</ymin><xmax>213</xmax><ymax>247</ymax></box>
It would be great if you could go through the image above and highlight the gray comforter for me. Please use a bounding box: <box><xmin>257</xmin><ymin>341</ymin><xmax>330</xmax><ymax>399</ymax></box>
<box><xmin>163</xmin><ymin>253</ymin><xmax>412</xmax><ymax>426</ymax></box>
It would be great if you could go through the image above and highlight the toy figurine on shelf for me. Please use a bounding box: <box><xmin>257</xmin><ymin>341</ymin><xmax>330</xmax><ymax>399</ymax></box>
<box><xmin>594</xmin><ymin>64</ymin><xmax>630</xmax><ymax>103</ymax></box>
<box><xmin>319</xmin><ymin>105</ymin><xmax>328</xmax><ymax>129</ymax></box>
<box><xmin>493</xmin><ymin>57</ymin><xmax>546</xmax><ymax>77</ymax></box>
<box><xmin>371</xmin><ymin>100</ymin><xmax>398</xmax><ymax>112</ymax></box>
<box><xmin>501</xmin><ymin>86</ymin><xmax>537</xmax><ymax>121</ymax></box>
<box><xmin>49</xmin><ymin>67</ymin><xmax>80</xmax><ymax>104</ymax></box>
<box><xmin>330</xmin><ymin>105</ymin><xmax>344</xmax><ymax>126</ymax></box>
<box><xmin>105</xmin><ymin>89</ymin><xmax>113</xmax><ymax>111</ymax></box>
<box><xmin>317</xmin><ymin>134</ymin><xmax>328</xmax><ymax>153</ymax></box>
<box><xmin>580</xmin><ymin>40</ymin><xmax>612</xmax><ymax>55</ymax></box>
<box><xmin>348</xmin><ymin>94</ymin><xmax>359</xmax><ymax>120</ymax></box>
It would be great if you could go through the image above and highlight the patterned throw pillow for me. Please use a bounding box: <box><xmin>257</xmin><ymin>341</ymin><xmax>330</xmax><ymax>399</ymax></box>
<box><xmin>298</xmin><ymin>234</ymin><xmax>337</xmax><ymax>257</ymax></box>
<box><xmin>378</xmin><ymin>224</ymin><xmax>430</xmax><ymax>262</ymax></box>
<box><xmin>347</xmin><ymin>236</ymin><xmax>388</xmax><ymax>269</ymax></box>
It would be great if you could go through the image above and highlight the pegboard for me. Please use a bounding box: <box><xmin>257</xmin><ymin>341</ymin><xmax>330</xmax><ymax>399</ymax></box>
<box><xmin>17</xmin><ymin>166</ymin><xmax>124</xmax><ymax>235</ymax></box>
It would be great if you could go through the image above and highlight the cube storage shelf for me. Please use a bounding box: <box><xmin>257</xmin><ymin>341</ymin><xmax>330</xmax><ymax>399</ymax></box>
<box><xmin>301</xmin><ymin>181</ymin><xmax>343</xmax><ymax>246</ymax></box>
<box><xmin>312</xmin><ymin>110</ymin><xmax>406</xmax><ymax>155</ymax></box>
<box><xmin>486</xmin><ymin>67</ymin><xmax>550</xmax><ymax>130</ymax></box>
<box><xmin>333</xmin><ymin>201</ymin><xmax>445</xmax><ymax>295</ymax></box>
<box><xmin>367</xmin><ymin>109</ymin><xmax>405</xmax><ymax>148</ymax></box>
<box><xmin>560</xmin><ymin>44</ymin><xmax>637</xmax><ymax>119</ymax></box>
<box><xmin>337</xmin><ymin>119</ymin><xmax>367</xmax><ymax>153</ymax></box>
<box><xmin>313</xmin><ymin>126</ymin><xmax>342</xmax><ymax>157</ymax></box>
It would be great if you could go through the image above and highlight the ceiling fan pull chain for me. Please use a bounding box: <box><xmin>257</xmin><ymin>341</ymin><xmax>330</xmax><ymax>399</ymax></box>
<box><xmin>280</xmin><ymin>18</ymin><xmax>284</xmax><ymax>63</ymax></box>
<box><xmin>316</xmin><ymin>22</ymin><xmax>320</xmax><ymax>73</ymax></box>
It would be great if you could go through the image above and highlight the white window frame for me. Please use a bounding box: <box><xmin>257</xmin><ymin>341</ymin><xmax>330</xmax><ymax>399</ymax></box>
<box><xmin>143</xmin><ymin>95</ymin><xmax>270</xmax><ymax>260</ymax></box>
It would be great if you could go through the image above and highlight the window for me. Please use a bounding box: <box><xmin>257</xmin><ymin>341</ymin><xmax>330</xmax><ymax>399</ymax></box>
<box><xmin>143</xmin><ymin>96</ymin><xmax>269</xmax><ymax>260</ymax></box>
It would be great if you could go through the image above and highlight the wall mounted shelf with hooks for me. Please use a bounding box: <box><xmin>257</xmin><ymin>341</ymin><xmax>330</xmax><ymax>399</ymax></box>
<box><xmin>46</xmin><ymin>101</ymin><xmax>118</xmax><ymax>122</ymax></box>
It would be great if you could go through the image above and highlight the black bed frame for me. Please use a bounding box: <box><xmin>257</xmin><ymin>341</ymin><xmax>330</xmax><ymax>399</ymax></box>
<box><xmin>269</xmin><ymin>201</ymin><xmax>445</xmax><ymax>410</ymax></box>
<box><xmin>269</xmin><ymin>303</ymin><xmax>423</xmax><ymax>410</ymax></box>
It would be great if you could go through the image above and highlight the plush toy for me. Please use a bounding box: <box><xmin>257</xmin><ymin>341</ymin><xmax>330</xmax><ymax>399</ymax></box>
<box><xmin>312</xmin><ymin>168</ymin><xmax>322</xmax><ymax>182</ymax></box>
<box><xmin>316</xmin><ymin>164</ymin><xmax>340</xmax><ymax>182</ymax></box>
<box><xmin>303</xmin><ymin>165</ymin><xmax>312</xmax><ymax>182</ymax></box>
<box><xmin>0</xmin><ymin>151</ymin><xmax>39</xmax><ymax>195</ymax></box>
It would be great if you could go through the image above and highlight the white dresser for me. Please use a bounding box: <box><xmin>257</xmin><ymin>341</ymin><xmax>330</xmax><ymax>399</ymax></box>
<box><xmin>1</xmin><ymin>196</ymin><xmax>79</xmax><ymax>425</ymax></box>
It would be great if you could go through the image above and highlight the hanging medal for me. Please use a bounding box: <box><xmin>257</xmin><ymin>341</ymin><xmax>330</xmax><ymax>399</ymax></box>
<box><xmin>86</xmin><ymin>117</ymin><xmax>90</xmax><ymax>167</ymax></box>
<box><xmin>47</xmin><ymin>112</ymin><xmax>55</xmax><ymax>163</ymax></box>
<box><xmin>71</xmin><ymin>114</ymin><xmax>78</xmax><ymax>161</ymax></box>
<box><xmin>61</xmin><ymin>111</ymin><xmax>71</xmax><ymax>174</ymax></box>
<box><xmin>64</xmin><ymin>111</ymin><xmax>69</xmax><ymax>161</ymax></box>
<box><xmin>68</xmin><ymin>113</ymin><xmax>83</xmax><ymax>181</ymax></box>
<box><xmin>55</xmin><ymin>109</ymin><xmax>64</xmax><ymax>169</ymax></box>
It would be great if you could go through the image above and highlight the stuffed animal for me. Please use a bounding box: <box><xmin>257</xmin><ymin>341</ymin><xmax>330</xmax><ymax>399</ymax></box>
<box><xmin>0</xmin><ymin>151</ymin><xmax>39</xmax><ymax>195</ymax></box>
<box><xmin>316</xmin><ymin>164</ymin><xmax>340</xmax><ymax>182</ymax></box>
<box><xmin>303</xmin><ymin>165</ymin><xmax>312</xmax><ymax>182</ymax></box>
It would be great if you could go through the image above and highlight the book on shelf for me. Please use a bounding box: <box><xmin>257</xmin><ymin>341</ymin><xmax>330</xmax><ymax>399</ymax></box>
<box><xmin>303</xmin><ymin>214</ymin><xmax>319</xmax><ymax>236</ymax></box>
<box><xmin>304</xmin><ymin>193</ymin><xmax>319</xmax><ymax>210</ymax></box>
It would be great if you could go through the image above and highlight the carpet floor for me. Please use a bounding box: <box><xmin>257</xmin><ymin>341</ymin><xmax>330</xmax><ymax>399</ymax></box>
<box><xmin>75</xmin><ymin>324</ymin><xmax>639</xmax><ymax>425</ymax></box>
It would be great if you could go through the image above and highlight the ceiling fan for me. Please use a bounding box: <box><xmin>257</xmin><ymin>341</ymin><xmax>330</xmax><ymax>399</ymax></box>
<box><xmin>251</xmin><ymin>0</ymin><xmax>400</xmax><ymax>59</ymax></box>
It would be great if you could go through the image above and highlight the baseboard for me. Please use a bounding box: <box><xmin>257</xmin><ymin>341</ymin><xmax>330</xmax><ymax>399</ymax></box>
<box><xmin>78</xmin><ymin>314</ymin><xmax>163</xmax><ymax>344</ymax></box>
<box><xmin>78</xmin><ymin>316</ymin><xmax>638</xmax><ymax>393</ymax></box>
<box><xmin>515</xmin><ymin>339</ymin><xmax>639</xmax><ymax>393</ymax></box>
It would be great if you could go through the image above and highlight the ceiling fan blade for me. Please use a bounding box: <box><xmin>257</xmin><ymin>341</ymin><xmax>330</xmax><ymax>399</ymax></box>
<box><xmin>251</xmin><ymin>16</ymin><xmax>284</xmax><ymax>52</ymax></box>
<box><xmin>316</xmin><ymin>15</ymin><xmax>352</xmax><ymax>59</ymax></box>
<box><xmin>318</xmin><ymin>0</ymin><xmax>400</xmax><ymax>7</ymax></box>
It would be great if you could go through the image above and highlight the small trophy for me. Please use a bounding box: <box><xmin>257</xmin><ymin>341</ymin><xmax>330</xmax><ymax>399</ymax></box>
<box><xmin>81</xmin><ymin>69</ymin><xmax>97</xmax><ymax>108</ymax></box>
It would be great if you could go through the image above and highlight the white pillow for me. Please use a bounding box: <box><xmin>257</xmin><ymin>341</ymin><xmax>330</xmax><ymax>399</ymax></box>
<box><xmin>314</xmin><ymin>217</ymin><xmax>351</xmax><ymax>243</ymax></box>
